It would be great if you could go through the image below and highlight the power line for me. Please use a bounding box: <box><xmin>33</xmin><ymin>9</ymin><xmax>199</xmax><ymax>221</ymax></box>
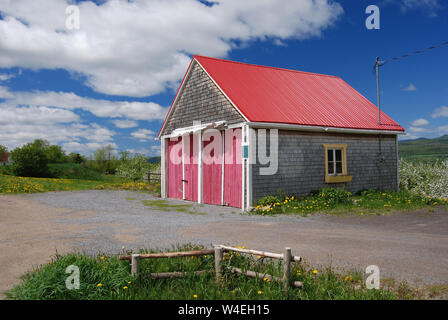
<box><xmin>372</xmin><ymin>40</ymin><xmax>448</xmax><ymax>73</ymax></box>
<box><xmin>372</xmin><ymin>40</ymin><xmax>448</xmax><ymax>126</ymax></box>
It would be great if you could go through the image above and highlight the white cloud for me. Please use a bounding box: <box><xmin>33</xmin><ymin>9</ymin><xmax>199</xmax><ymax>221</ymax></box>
<box><xmin>410</xmin><ymin>118</ymin><xmax>429</xmax><ymax>126</ymax></box>
<box><xmin>406</xmin><ymin>123</ymin><xmax>448</xmax><ymax>139</ymax></box>
<box><xmin>402</xmin><ymin>83</ymin><xmax>417</xmax><ymax>92</ymax></box>
<box><xmin>126</xmin><ymin>145</ymin><xmax>160</xmax><ymax>156</ymax></box>
<box><xmin>432</xmin><ymin>106</ymin><xmax>448</xmax><ymax>118</ymax></box>
<box><xmin>151</xmin><ymin>145</ymin><xmax>161</xmax><ymax>156</ymax></box>
<box><xmin>0</xmin><ymin>105</ymin><xmax>79</xmax><ymax>124</ymax></box>
<box><xmin>0</xmin><ymin>73</ymin><xmax>15</xmax><ymax>81</ymax></box>
<box><xmin>62</xmin><ymin>141</ymin><xmax>118</xmax><ymax>155</ymax></box>
<box><xmin>0</xmin><ymin>121</ymin><xmax>116</xmax><ymax>152</ymax></box>
<box><xmin>2</xmin><ymin>89</ymin><xmax>168</xmax><ymax>121</ymax></box>
<box><xmin>112</xmin><ymin>119</ymin><xmax>139</xmax><ymax>129</ymax></box>
<box><xmin>131</xmin><ymin>129</ymin><xmax>156</xmax><ymax>141</ymax></box>
<box><xmin>400</xmin><ymin>0</ymin><xmax>441</xmax><ymax>11</ymax></box>
<box><xmin>0</xmin><ymin>0</ymin><xmax>343</xmax><ymax>97</ymax></box>
<box><xmin>0</xmin><ymin>85</ymin><xmax>14</xmax><ymax>99</ymax></box>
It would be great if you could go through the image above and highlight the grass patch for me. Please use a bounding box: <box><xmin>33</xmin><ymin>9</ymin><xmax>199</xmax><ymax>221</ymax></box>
<box><xmin>252</xmin><ymin>188</ymin><xmax>447</xmax><ymax>217</ymax></box>
<box><xmin>141</xmin><ymin>199</ymin><xmax>198</xmax><ymax>213</ymax></box>
<box><xmin>0</xmin><ymin>174</ymin><xmax>160</xmax><ymax>195</ymax></box>
<box><xmin>6</xmin><ymin>244</ymin><xmax>404</xmax><ymax>300</ymax></box>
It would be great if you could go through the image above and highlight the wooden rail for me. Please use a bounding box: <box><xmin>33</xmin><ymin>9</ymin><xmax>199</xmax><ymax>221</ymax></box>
<box><xmin>216</xmin><ymin>245</ymin><xmax>302</xmax><ymax>292</ymax></box>
<box><xmin>119</xmin><ymin>249</ymin><xmax>214</xmax><ymax>261</ymax></box>
<box><xmin>119</xmin><ymin>245</ymin><xmax>303</xmax><ymax>292</ymax></box>
<box><xmin>218</xmin><ymin>245</ymin><xmax>302</xmax><ymax>263</ymax></box>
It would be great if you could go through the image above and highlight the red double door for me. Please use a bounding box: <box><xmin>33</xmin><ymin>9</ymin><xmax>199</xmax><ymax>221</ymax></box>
<box><xmin>167</xmin><ymin>135</ymin><xmax>198</xmax><ymax>202</ymax></box>
<box><xmin>167</xmin><ymin>128</ymin><xmax>242</xmax><ymax>208</ymax></box>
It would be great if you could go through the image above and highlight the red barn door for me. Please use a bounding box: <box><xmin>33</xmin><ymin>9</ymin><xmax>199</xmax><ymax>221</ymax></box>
<box><xmin>183</xmin><ymin>134</ymin><xmax>198</xmax><ymax>202</ymax></box>
<box><xmin>167</xmin><ymin>137</ymin><xmax>183</xmax><ymax>199</ymax></box>
<box><xmin>202</xmin><ymin>131</ymin><xmax>222</xmax><ymax>205</ymax></box>
<box><xmin>224</xmin><ymin>128</ymin><xmax>242</xmax><ymax>208</ymax></box>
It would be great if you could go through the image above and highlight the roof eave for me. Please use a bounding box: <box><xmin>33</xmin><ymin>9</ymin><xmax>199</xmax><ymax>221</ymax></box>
<box><xmin>247</xmin><ymin>122</ymin><xmax>405</xmax><ymax>135</ymax></box>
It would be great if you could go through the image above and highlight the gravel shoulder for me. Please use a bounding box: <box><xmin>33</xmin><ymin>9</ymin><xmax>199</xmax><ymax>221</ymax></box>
<box><xmin>1</xmin><ymin>190</ymin><xmax>448</xmax><ymax>298</ymax></box>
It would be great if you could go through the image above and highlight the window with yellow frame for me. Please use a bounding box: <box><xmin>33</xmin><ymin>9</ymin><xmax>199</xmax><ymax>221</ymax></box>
<box><xmin>323</xmin><ymin>144</ymin><xmax>352</xmax><ymax>183</ymax></box>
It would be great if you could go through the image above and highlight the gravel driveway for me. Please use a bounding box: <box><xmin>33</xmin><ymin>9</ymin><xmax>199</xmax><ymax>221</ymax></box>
<box><xmin>1</xmin><ymin>190</ymin><xmax>448</xmax><ymax>296</ymax></box>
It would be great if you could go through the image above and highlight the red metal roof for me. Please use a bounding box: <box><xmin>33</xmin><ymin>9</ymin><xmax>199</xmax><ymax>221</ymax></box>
<box><xmin>193</xmin><ymin>55</ymin><xmax>404</xmax><ymax>132</ymax></box>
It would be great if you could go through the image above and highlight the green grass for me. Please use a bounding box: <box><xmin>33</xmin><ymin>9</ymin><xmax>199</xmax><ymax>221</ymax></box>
<box><xmin>253</xmin><ymin>188</ymin><xmax>447</xmax><ymax>216</ymax></box>
<box><xmin>0</xmin><ymin>174</ymin><xmax>160</xmax><ymax>195</ymax></box>
<box><xmin>6</xmin><ymin>244</ymin><xmax>404</xmax><ymax>300</ymax></box>
<box><xmin>141</xmin><ymin>199</ymin><xmax>206</xmax><ymax>214</ymax></box>
<box><xmin>47</xmin><ymin>163</ymin><xmax>103</xmax><ymax>180</ymax></box>
<box><xmin>398</xmin><ymin>135</ymin><xmax>448</xmax><ymax>161</ymax></box>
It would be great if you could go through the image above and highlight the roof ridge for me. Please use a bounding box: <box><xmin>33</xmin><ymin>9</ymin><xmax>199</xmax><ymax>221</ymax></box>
<box><xmin>193</xmin><ymin>54</ymin><xmax>340</xmax><ymax>79</ymax></box>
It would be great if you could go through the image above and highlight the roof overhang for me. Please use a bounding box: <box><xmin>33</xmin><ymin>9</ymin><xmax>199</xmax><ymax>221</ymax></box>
<box><xmin>247</xmin><ymin>122</ymin><xmax>405</xmax><ymax>135</ymax></box>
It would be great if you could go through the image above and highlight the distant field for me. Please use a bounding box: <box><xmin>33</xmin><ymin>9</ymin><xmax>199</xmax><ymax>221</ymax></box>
<box><xmin>399</xmin><ymin>135</ymin><xmax>448</xmax><ymax>161</ymax></box>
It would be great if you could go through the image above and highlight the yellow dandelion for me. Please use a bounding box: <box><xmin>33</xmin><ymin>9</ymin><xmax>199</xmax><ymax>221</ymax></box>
<box><xmin>123</xmin><ymin>286</ymin><xmax>128</xmax><ymax>290</ymax></box>
<box><xmin>97</xmin><ymin>283</ymin><xmax>102</xmax><ymax>287</ymax></box>
<box><xmin>193</xmin><ymin>294</ymin><xmax>198</xmax><ymax>298</ymax></box>
<box><xmin>258</xmin><ymin>290</ymin><xmax>262</xmax><ymax>295</ymax></box>
<box><xmin>313</xmin><ymin>270</ymin><xmax>318</xmax><ymax>275</ymax></box>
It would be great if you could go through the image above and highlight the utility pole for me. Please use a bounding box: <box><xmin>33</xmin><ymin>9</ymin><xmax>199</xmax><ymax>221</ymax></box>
<box><xmin>376</xmin><ymin>56</ymin><xmax>382</xmax><ymax>126</ymax></box>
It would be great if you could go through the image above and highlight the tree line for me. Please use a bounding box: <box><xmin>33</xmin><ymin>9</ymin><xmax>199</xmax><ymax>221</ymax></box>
<box><xmin>0</xmin><ymin>139</ymin><xmax>153</xmax><ymax>181</ymax></box>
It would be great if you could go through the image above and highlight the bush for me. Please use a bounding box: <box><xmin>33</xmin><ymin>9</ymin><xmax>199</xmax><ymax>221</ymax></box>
<box><xmin>116</xmin><ymin>154</ymin><xmax>149</xmax><ymax>181</ymax></box>
<box><xmin>317</xmin><ymin>187</ymin><xmax>352</xmax><ymax>205</ymax></box>
<box><xmin>257</xmin><ymin>195</ymin><xmax>280</xmax><ymax>206</ymax></box>
<box><xmin>399</xmin><ymin>159</ymin><xmax>448</xmax><ymax>199</ymax></box>
<box><xmin>0</xmin><ymin>165</ymin><xmax>14</xmax><ymax>175</ymax></box>
<box><xmin>10</xmin><ymin>141</ymin><xmax>49</xmax><ymax>177</ymax></box>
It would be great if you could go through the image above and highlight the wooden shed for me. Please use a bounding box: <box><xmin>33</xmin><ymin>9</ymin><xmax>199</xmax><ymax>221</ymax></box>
<box><xmin>158</xmin><ymin>55</ymin><xmax>405</xmax><ymax>210</ymax></box>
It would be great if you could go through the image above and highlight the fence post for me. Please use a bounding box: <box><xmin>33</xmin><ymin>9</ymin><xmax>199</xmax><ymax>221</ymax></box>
<box><xmin>214</xmin><ymin>246</ymin><xmax>223</xmax><ymax>282</ymax></box>
<box><xmin>131</xmin><ymin>254</ymin><xmax>140</xmax><ymax>276</ymax></box>
<box><xmin>147</xmin><ymin>167</ymin><xmax>151</xmax><ymax>184</ymax></box>
<box><xmin>282</xmin><ymin>247</ymin><xmax>291</xmax><ymax>293</ymax></box>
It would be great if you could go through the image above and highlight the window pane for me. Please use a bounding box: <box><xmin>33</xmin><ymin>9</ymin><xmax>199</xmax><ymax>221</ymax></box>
<box><xmin>327</xmin><ymin>149</ymin><xmax>334</xmax><ymax>161</ymax></box>
<box><xmin>328</xmin><ymin>161</ymin><xmax>334</xmax><ymax>174</ymax></box>
<box><xmin>336</xmin><ymin>161</ymin><xmax>343</xmax><ymax>174</ymax></box>
<box><xmin>335</xmin><ymin>149</ymin><xmax>342</xmax><ymax>162</ymax></box>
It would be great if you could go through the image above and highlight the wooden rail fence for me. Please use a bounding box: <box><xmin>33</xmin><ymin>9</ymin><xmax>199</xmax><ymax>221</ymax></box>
<box><xmin>143</xmin><ymin>166</ymin><xmax>161</xmax><ymax>184</ymax></box>
<box><xmin>119</xmin><ymin>245</ymin><xmax>303</xmax><ymax>290</ymax></box>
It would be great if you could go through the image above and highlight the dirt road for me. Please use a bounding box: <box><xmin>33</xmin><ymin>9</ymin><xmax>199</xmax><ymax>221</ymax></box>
<box><xmin>1</xmin><ymin>191</ymin><xmax>447</xmax><ymax>298</ymax></box>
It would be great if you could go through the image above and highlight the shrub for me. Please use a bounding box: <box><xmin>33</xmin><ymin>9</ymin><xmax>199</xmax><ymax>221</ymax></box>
<box><xmin>318</xmin><ymin>187</ymin><xmax>352</xmax><ymax>205</ymax></box>
<box><xmin>10</xmin><ymin>141</ymin><xmax>49</xmax><ymax>177</ymax></box>
<box><xmin>257</xmin><ymin>195</ymin><xmax>281</xmax><ymax>206</ymax></box>
<box><xmin>116</xmin><ymin>154</ymin><xmax>149</xmax><ymax>181</ymax></box>
<box><xmin>399</xmin><ymin>159</ymin><xmax>448</xmax><ymax>199</ymax></box>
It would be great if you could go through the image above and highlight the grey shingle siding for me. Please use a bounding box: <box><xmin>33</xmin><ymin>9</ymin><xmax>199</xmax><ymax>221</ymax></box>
<box><xmin>251</xmin><ymin>130</ymin><xmax>398</xmax><ymax>203</ymax></box>
<box><xmin>161</xmin><ymin>62</ymin><xmax>245</xmax><ymax>136</ymax></box>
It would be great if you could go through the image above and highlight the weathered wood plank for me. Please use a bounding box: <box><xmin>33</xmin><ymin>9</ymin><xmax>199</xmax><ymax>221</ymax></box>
<box><xmin>119</xmin><ymin>249</ymin><xmax>215</xmax><ymax>261</ymax></box>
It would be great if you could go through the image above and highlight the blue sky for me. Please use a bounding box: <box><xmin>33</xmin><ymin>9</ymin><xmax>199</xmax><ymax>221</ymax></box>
<box><xmin>0</xmin><ymin>0</ymin><xmax>447</xmax><ymax>157</ymax></box>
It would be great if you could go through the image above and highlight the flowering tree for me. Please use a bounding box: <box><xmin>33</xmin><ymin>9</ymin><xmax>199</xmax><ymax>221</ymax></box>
<box><xmin>399</xmin><ymin>159</ymin><xmax>448</xmax><ymax>199</ymax></box>
<box><xmin>116</xmin><ymin>154</ymin><xmax>149</xmax><ymax>182</ymax></box>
